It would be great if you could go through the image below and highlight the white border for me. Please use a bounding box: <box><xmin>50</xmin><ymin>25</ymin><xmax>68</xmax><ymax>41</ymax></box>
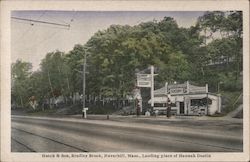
<box><xmin>1</xmin><ymin>1</ymin><xmax>249</xmax><ymax>162</ymax></box>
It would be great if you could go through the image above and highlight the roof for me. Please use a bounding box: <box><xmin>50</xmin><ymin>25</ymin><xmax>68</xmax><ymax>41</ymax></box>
<box><xmin>154</xmin><ymin>82</ymin><xmax>207</xmax><ymax>95</ymax></box>
<box><xmin>154</xmin><ymin>87</ymin><xmax>166</xmax><ymax>95</ymax></box>
<box><xmin>189</xmin><ymin>84</ymin><xmax>207</xmax><ymax>94</ymax></box>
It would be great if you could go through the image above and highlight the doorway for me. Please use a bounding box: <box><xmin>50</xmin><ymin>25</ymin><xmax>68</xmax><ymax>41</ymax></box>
<box><xmin>179</xmin><ymin>102</ymin><xmax>184</xmax><ymax>114</ymax></box>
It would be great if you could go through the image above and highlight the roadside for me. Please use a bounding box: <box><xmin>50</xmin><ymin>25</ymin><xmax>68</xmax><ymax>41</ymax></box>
<box><xmin>11</xmin><ymin>109</ymin><xmax>243</xmax><ymax>137</ymax></box>
<box><xmin>226</xmin><ymin>104</ymin><xmax>243</xmax><ymax>118</ymax></box>
<box><xmin>12</xmin><ymin>115</ymin><xmax>243</xmax><ymax>152</ymax></box>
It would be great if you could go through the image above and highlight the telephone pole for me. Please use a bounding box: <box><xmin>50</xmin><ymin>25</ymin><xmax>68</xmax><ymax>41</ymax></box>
<box><xmin>150</xmin><ymin>65</ymin><xmax>154</xmax><ymax>108</ymax></box>
<box><xmin>82</xmin><ymin>51</ymin><xmax>86</xmax><ymax>115</ymax></box>
<box><xmin>82</xmin><ymin>49</ymin><xmax>88</xmax><ymax>118</ymax></box>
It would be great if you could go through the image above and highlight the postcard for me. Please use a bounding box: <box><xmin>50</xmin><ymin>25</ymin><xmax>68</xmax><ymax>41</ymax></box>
<box><xmin>1</xmin><ymin>0</ymin><xmax>249</xmax><ymax>162</ymax></box>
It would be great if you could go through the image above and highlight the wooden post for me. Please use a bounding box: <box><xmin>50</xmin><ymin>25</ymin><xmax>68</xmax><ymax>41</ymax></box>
<box><xmin>206</xmin><ymin>84</ymin><xmax>209</xmax><ymax>115</ymax></box>
<box><xmin>82</xmin><ymin>50</ymin><xmax>87</xmax><ymax>118</ymax></box>
<box><xmin>150</xmin><ymin>65</ymin><xmax>154</xmax><ymax>108</ymax></box>
<box><xmin>19</xmin><ymin>95</ymin><xmax>24</xmax><ymax>108</ymax></box>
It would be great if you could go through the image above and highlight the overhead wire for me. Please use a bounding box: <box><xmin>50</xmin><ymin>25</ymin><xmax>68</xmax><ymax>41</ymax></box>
<box><xmin>46</xmin><ymin>12</ymin><xmax>70</xmax><ymax>25</ymax></box>
<box><xmin>13</xmin><ymin>11</ymin><xmax>47</xmax><ymax>44</ymax></box>
<box><xmin>11</xmin><ymin>17</ymin><xmax>70</xmax><ymax>28</ymax></box>
<box><xmin>13</xmin><ymin>11</ymin><xmax>71</xmax><ymax>54</ymax></box>
<box><xmin>29</xmin><ymin>23</ymin><xmax>70</xmax><ymax>30</ymax></box>
<box><xmin>20</xmin><ymin>30</ymin><xmax>59</xmax><ymax>53</ymax></box>
<box><xmin>29</xmin><ymin>11</ymin><xmax>78</xmax><ymax>49</ymax></box>
<box><xmin>13</xmin><ymin>11</ymin><xmax>151</xmax><ymax>53</ymax></box>
<box><xmin>13</xmin><ymin>11</ymin><xmax>79</xmax><ymax>60</ymax></box>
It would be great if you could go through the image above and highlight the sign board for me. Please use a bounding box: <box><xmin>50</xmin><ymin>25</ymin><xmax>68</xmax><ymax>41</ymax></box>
<box><xmin>169</xmin><ymin>88</ymin><xmax>184</xmax><ymax>94</ymax></box>
<box><xmin>137</xmin><ymin>74</ymin><xmax>151</xmax><ymax>87</ymax></box>
<box><xmin>82</xmin><ymin>107</ymin><xmax>88</xmax><ymax>119</ymax></box>
<box><xmin>82</xmin><ymin>108</ymin><xmax>88</xmax><ymax>112</ymax></box>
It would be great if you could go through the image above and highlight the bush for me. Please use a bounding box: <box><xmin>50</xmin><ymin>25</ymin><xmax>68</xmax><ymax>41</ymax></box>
<box><xmin>221</xmin><ymin>91</ymin><xmax>242</xmax><ymax>114</ymax></box>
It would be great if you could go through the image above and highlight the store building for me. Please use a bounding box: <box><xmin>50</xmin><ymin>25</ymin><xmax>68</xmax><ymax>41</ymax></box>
<box><xmin>148</xmin><ymin>81</ymin><xmax>221</xmax><ymax>116</ymax></box>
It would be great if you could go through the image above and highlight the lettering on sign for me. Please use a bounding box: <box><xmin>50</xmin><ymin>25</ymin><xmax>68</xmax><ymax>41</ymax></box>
<box><xmin>170</xmin><ymin>88</ymin><xmax>184</xmax><ymax>94</ymax></box>
<box><xmin>137</xmin><ymin>74</ymin><xmax>151</xmax><ymax>87</ymax></box>
<box><xmin>137</xmin><ymin>74</ymin><xmax>151</xmax><ymax>80</ymax></box>
<box><xmin>137</xmin><ymin>81</ymin><xmax>151</xmax><ymax>87</ymax></box>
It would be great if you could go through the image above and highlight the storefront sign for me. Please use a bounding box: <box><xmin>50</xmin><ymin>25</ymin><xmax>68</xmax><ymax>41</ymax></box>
<box><xmin>170</xmin><ymin>88</ymin><xmax>184</xmax><ymax>94</ymax></box>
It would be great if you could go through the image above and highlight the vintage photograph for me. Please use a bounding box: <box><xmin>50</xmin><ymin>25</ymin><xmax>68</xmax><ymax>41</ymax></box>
<box><xmin>10</xmin><ymin>10</ymin><xmax>244</xmax><ymax>153</ymax></box>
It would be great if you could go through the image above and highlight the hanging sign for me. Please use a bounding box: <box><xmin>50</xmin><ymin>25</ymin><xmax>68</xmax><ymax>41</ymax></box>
<box><xmin>137</xmin><ymin>74</ymin><xmax>151</xmax><ymax>87</ymax></box>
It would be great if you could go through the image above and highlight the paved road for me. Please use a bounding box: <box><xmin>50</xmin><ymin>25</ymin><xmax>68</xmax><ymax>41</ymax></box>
<box><xmin>11</xmin><ymin>115</ymin><xmax>243</xmax><ymax>152</ymax></box>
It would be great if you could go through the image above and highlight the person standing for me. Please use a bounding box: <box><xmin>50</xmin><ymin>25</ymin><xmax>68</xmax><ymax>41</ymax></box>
<box><xmin>166</xmin><ymin>96</ymin><xmax>172</xmax><ymax>118</ymax></box>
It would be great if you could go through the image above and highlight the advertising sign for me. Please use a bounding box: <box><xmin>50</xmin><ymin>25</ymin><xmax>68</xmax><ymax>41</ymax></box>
<box><xmin>137</xmin><ymin>74</ymin><xmax>151</xmax><ymax>87</ymax></box>
<box><xmin>170</xmin><ymin>88</ymin><xmax>184</xmax><ymax>94</ymax></box>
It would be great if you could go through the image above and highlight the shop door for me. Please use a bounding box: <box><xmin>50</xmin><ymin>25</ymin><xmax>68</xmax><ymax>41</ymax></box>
<box><xmin>180</xmin><ymin>102</ymin><xmax>184</xmax><ymax>114</ymax></box>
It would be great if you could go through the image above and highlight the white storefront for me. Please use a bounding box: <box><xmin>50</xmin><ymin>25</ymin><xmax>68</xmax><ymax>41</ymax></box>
<box><xmin>149</xmin><ymin>81</ymin><xmax>221</xmax><ymax>116</ymax></box>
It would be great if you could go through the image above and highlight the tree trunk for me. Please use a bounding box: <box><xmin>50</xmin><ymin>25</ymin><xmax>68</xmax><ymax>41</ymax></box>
<box><xmin>19</xmin><ymin>95</ymin><xmax>24</xmax><ymax>108</ymax></box>
<box><xmin>47</xmin><ymin>70</ymin><xmax>56</xmax><ymax>103</ymax></box>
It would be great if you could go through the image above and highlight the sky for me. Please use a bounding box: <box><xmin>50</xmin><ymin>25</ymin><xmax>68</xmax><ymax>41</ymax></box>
<box><xmin>11</xmin><ymin>11</ymin><xmax>205</xmax><ymax>71</ymax></box>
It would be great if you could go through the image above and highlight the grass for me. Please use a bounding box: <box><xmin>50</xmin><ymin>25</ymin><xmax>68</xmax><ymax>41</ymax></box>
<box><xmin>26</xmin><ymin>104</ymin><xmax>119</xmax><ymax>116</ymax></box>
<box><xmin>88</xmin><ymin>106</ymin><xmax>118</xmax><ymax>115</ymax></box>
<box><xmin>27</xmin><ymin>107</ymin><xmax>57</xmax><ymax>116</ymax></box>
<box><xmin>24</xmin><ymin>90</ymin><xmax>243</xmax><ymax>117</ymax></box>
<box><xmin>220</xmin><ymin>90</ymin><xmax>242</xmax><ymax>114</ymax></box>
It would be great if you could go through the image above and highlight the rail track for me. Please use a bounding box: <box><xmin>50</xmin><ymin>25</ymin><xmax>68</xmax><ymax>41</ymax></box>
<box><xmin>11</xmin><ymin>115</ymin><xmax>243</xmax><ymax>152</ymax></box>
<box><xmin>11</xmin><ymin>127</ymin><xmax>88</xmax><ymax>152</ymax></box>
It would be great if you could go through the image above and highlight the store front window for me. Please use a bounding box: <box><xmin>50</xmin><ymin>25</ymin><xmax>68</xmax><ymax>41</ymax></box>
<box><xmin>191</xmin><ymin>98</ymin><xmax>212</xmax><ymax>106</ymax></box>
<box><xmin>154</xmin><ymin>103</ymin><xmax>176</xmax><ymax>107</ymax></box>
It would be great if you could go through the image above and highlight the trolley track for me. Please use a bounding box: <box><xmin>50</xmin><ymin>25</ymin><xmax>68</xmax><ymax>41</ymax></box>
<box><xmin>12</xmin><ymin>127</ymin><xmax>88</xmax><ymax>152</ymax></box>
<box><xmin>11</xmin><ymin>137</ymin><xmax>36</xmax><ymax>152</ymax></box>
<box><xmin>11</xmin><ymin>115</ymin><xmax>243</xmax><ymax>152</ymax></box>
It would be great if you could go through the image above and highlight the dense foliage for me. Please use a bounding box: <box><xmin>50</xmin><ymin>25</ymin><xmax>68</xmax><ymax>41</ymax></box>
<box><xmin>11</xmin><ymin>11</ymin><xmax>243</xmax><ymax>110</ymax></box>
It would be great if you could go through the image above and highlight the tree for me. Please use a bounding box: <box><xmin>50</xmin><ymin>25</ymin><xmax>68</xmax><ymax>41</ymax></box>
<box><xmin>65</xmin><ymin>44</ymin><xmax>86</xmax><ymax>94</ymax></box>
<box><xmin>39</xmin><ymin>51</ymin><xmax>71</xmax><ymax>102</ymax></box>
<box><xmin>197</xmin><ymin>11</ymin><xmax>243</xmax><ymax>83</ymax></box>
<box><xmin>11</xmin><ymin>11</ymin><xmax>243</xmax><ymax>111</ymax></box>
<box><xmin>11</xmin><ymin>60</ymin><xmax>32</xmax><ymax>107</ymax></box>
<box><xmin>83</xmin><ymin>18</ymin><xmax>193</xmax><ymax>99</ymax></box>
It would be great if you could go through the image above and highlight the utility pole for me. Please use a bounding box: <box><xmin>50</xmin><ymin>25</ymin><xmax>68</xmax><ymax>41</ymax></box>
<box><xmin>150</xmin><ymin>65</ymin><xmax>154</xmax><ymax>108</ymax></box>
<box><xmin>82</xmin><ymin>50</ymin><xmax>88</xmax><ymax>118</ymax></box>
<box><xmin>206</xmin><ymin>83</ymin><xmax>209</xmax><ymax>115</ymax></box>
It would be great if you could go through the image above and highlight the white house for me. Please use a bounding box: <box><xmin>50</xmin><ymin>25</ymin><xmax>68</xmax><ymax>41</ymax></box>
<box><xmin>148</xmin><ymin>81</ymin><xmax>221</xmax><ymax>116</ymax></box>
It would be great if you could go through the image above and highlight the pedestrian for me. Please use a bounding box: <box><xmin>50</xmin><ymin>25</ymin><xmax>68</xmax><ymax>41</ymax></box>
<box><xmin>166</xmin><ymin>96</ymin><xmax>172</xmax><ymax>118</ymax></box>
<box><xmin>145</xmin><ymin>111</ymin><xmax>150</xmax><ymax>117</ymax></box>
<box><xmin>155</xmin><ymin>109</ymin><xmax>159</xmax><ymax>117</ymax></box>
